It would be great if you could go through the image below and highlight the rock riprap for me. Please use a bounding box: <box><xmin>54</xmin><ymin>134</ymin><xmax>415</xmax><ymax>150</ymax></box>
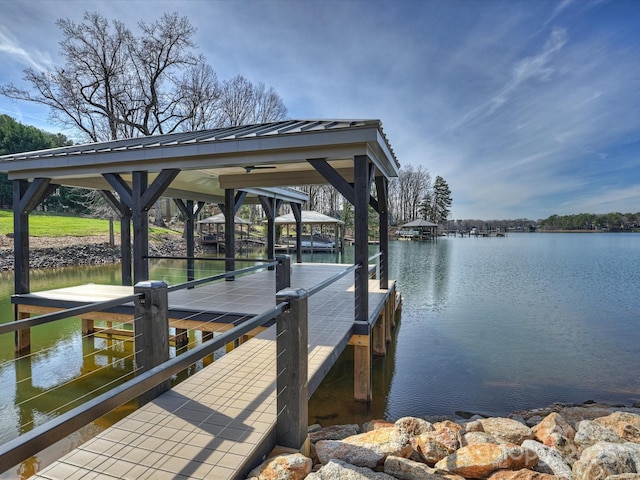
<box><xmin>248</xmin><ymin>402</ymin><xmax>640</xmax><ymax>480</ymax></box>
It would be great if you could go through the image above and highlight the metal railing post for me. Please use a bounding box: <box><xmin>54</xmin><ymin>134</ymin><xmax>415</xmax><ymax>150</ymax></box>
<box><xmin>134</xmin><ymin>280</ymin><xmax>170</xmax><ymax>404</ymax></box>
<box><xmin>275</xmin><ymin>287</ymin><xmax>308</xmax><ymax>450</ymax></box>
<box><xmin>276</xmin><ymin>255</ymin><xmax>291</xmax><ymax>292</ymax></box>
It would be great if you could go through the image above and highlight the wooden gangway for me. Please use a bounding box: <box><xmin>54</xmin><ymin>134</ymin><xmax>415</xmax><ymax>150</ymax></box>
<box><xmin>14</xmin><ymin>262</ymin><xmax>398</xmax><ymax>479</ymax></box>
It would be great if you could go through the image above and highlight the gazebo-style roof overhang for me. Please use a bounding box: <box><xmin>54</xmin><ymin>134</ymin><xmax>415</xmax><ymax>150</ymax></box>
<box><xmin>0</xmin><ymin>119</ymin><xmax>399</xmax><ymax>326</ymax></box>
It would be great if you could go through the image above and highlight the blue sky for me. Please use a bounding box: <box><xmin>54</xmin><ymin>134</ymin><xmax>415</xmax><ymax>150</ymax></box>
<box><xmin>1</xmin><ymin>0</ymin><xmax>639</xmax><ymax>220</ymax></box>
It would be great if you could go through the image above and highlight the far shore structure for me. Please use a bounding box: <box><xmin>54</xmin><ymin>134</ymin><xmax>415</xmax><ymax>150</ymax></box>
<box><xmin>0</xmin><ymin>120</ymin><xmax>400</xmax><ymax>476</ymax></box>
<box><xmin>271</xmin><ymin>210</ymin><xmax>345</xmax><ymax>257</ymax></box>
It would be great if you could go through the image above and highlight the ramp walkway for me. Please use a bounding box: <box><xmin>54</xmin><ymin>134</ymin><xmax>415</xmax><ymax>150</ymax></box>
<box><xmin>27</xmin><ymin>263</ymin><xmax>397</xmax><ymax>479</ymax></box>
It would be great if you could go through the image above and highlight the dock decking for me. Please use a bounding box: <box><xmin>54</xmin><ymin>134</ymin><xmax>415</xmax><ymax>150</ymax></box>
<box><xmin>22</xmin><ymin>263</ymin><xmax>398</xmax><ymax>479</ymax></box>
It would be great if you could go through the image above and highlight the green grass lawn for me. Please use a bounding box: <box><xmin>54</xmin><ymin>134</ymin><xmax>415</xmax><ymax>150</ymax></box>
<box><xmin>0</xmin><ymin>210</ymin><xmax>180</xmax><ymax>237</ymax></box>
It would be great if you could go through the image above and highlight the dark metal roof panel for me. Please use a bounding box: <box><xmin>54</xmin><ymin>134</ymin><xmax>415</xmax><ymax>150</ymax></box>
<box><xmin>0</xmin><ymin>119</ymin><xmax>399</xmax><ymax>171</ymax></box>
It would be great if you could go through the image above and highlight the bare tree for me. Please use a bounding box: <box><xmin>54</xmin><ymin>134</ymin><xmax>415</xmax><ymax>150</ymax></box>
<box><xmin>1</xmin><ymin>12</ymin><xmax>287</xmax><ymax>141</ymax></box>
<box><xmin>216</xmin><ymin>75</ymin><xmax>287</xmax><ymax>127</ymax></box>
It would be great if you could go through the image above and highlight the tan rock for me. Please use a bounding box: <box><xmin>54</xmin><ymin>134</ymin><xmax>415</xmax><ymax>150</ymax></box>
<box><xmin>412</xmin><ymin>434</ymin><xmax>453</xmax><ymax>465</ymax></box>
<box><xmin>396</xmin><ymin>416</ymin><xmax>435</xmax><ymax>436</ymax></box>
<box><xmin>435</xmin><ymin>443</ymin><xmax>538</xmax><ymax>478</ymax></box>
<box><xmin>432</xmin><ymin>421</ymin><xmax>463</xmax><ymax>452</ymax></box>
<box><xmin>384</xmin><ymin>455</ymin><xmax>466</xmax><ymax>480</ymax></box>
<box><xmin>595</xmin><ymin>412</ymin><xmax>640</xmax><ymax>443</ymax></box>
<box><xmin>364</xmin><ymin>419</ymin><xmax>395</xmax><ymax>432</ymax></box>
<box><xmin>248</xmin><ymin>453</ymin><xmax>312</xmax><ymax>480</ymax></box>
<box><xmin>316</xmin><ymin>426</ymin><xmax>413</xmax><ymax>468</ymax></box>
<box><xmin>574</xmin><ymin>420</ymin><xmax>626</xmax><ymax>448</ymax></box>
<box><xmin>480</xmin><ymin>417</ymin><xmax>534</xmax><ymax>445</ymax></box>
<box><xmin>533</xmin><ymin>412</ymin><xmax>576</xmax><ymax>443</ymax></box>
<box><xmin>572</xmin><ymin>441</ymin><xmax>640</xmax><ymax>480</ymax></box>
<box><xmin>487</xmin><ymin>469</ymin><xmax>557</xmax><ymax>479</ymax></box>
<box><xmin>462</xmin><ymin>419</ymin><xmax>485</xmax><ymax>433</ymax></box>
<box><xmin>461</xmin><ymin>431</ymin><xmax>497</xmax><ymax>447</ymax></box>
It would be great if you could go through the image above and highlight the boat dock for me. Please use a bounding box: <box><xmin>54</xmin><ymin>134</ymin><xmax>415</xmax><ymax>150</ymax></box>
<box><xmin>8</xmin><ymin>261</ymin><xmax>399</xmax><ymax>479</ymax></box>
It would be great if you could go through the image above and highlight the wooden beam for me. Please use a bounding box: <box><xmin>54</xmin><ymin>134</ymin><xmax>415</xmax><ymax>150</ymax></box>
<box><xmin>140</xmin><ymin>169</ymin><xmax>180</xmax><ymax>211</ymax></box>
<box><xmin>103</xmin><ymin>173</ymin><xmax>133</xmax><ymax>207</ymax></box>
<box><xmin>234</xmin><ymin>191</ymin><xmax>247</xmax><ymax>215</ymax></box>
<box><xmin>309</xmin><ymin>158</ymin><xmax>379</xmax><ymax>211</ymax></box>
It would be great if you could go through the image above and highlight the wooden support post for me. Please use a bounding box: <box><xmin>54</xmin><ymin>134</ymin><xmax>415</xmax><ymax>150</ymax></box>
<box><xmin>202</xmin><ymin>331</ymin><xmax>213</xmax><ymax>342</ymax></box>
<box><xmin>372</xmin><ymin>313</ymin><xmax>386</xmax><ymax>356</ymax></box>
<box><xmin>276</xmin><ymin>287</ymin><xmax>309</xmax><ymax>450</ymax></box>
<box><xmin>15</xmin><ymin>311</ymin><xmax>31</xmax><ymax>354</ymax></box>
<box><xmin>353</xmin><ymin>335</ymin><xmax>372</xmax><ymax>402</ymax></box>
<box><xmin>175</xmin><ymin>328</ymin><xmax>188</xmax><ymax>349</ymax></box>
<box><xmin>134</xmin><ymin>280</ymin><xmax>170</xmax><ymax>404</ymax></box>
<box><xmin>82</xmin><ymin>318</ymin><xmax>95</xmax><ymax>335</ymax></box>
<box><xmin>385</xmin><ymin>294</ymin><xmax>392</xmax><ymax>343</ymax></box>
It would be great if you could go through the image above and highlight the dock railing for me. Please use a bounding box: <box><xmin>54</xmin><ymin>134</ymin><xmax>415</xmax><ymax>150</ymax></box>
<box><xmin>0</xmin><ymin>254</ymin><xmax>375</xmax><ymax>474</ymax></box>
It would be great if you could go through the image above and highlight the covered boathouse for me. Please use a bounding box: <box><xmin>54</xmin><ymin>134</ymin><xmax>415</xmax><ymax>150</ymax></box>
<box><xmin>0</xmin><ymin>119</ymin><xmax>401</xmax><ymax>478</ymax></box>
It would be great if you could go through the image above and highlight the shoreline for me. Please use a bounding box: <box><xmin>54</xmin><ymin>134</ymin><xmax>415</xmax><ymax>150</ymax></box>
<box><xmin>250</xmin><ymin>400</ymin><xmax>640</xmax><ymax>479</ymax></box>
<box><xmin>0</xmin><ymin>234</ymin><xmax>191</xmax><ymax>271</ymax></box>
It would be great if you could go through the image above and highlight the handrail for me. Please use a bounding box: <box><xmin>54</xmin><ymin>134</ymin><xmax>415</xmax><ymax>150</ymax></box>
<box><xmin>0</xmin><ymin>301</ymin><xmax>289</xmax><ymax>474</ymax></box>
<box><xmin>146</xmin><ymin>255</ymin><xmax>275</xmax><ymax>263</ymax></box>
<box><xmin>0</xmin><ymin>294</ymin><xmax>143</xmax><ymax>335</ymax></box>
<box><xmin>167</xmin><ymin>260</ymin><xmax>279</xmax><ymax>293</ymax></box>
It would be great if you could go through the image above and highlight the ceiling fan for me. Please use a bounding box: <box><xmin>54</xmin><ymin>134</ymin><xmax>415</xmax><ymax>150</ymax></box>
<box><xmin>243</xmin><ymin>165</ymin><xmax>277</xmax><ymax>173</ymax></box>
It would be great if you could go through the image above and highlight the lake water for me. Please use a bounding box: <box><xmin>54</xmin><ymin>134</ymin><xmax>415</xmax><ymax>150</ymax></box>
<box><xmin>1</xmin><ymin>233</ymin><xmax>639</xmax><ymax>476</ymax></box>
<box><xmin>310</xmin><ymin>232</ymin><xmax>640</xmax><ymax>424</ymax></box>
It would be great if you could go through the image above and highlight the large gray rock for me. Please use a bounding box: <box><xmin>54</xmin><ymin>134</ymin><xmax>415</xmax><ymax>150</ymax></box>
<box><xmin>315</xmin><ymin>427</ymin><xmax>412</xmax><ymax>468</ymax></box>
<box><xmin>384</xmin><ymin>455</ymin><xmax>465</xmax><ymax>479</ymax></box>
<box><xmin>310</xmin><ymin>424</ymin><xmax>360</xmax><ymax>442</ymax></box>
<box><xmin>575</xmin><ymin>420</ymin><xmax>626</xmax><ymax>448</ymax></box>
<box><xmin>572</xmin><ymin>441</ymin><xmax>640</xmax><ymax>480</ymax></box>
<box><xmin>306</xmin><ymin>459</ymin><xmax>396</xmax><ymax>479</ymax></box>
<box><xmin>395</xmin><ymin>417</ymin><xmax>435</xmax><ymax>436</ymax></box>
<box><xmin>479</xmin><ymin>417</ymin><xmax>534</xmax><ymax>445</ymax></box>
<box><xmin>522</xmin><ymin>439</ymin><xmax>573</xmax><ymax>479</ymax></box>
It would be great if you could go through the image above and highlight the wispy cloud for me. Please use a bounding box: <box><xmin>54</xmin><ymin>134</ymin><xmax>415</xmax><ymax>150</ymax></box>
<box><xmin>0</xmin><ymin>26</ymin><xmax>51</xmax><ymax>72</ymax></box>
<box><xmin>489</xmin><ymin>27</ymin><xmax>568</xmax><ymax>115</ymax></box>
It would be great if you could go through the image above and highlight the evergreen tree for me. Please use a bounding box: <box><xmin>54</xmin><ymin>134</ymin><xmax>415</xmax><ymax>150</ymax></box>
<box><xmin>432</xmin><ymin>176</ymin><xmax>452</xmax><ymax>225</ymax></box>
<box><xmin>0</xmin><ymin>114</ymin><xmax>72</xmax><ymax>209</ymax></box>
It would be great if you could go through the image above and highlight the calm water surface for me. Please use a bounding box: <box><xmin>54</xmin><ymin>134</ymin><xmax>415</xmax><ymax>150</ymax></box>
<box><xmin>1</xmin><ymin>233</ymin><xmax>640</xmax><ymax>476</ymax></box>
<box><xmin>311</xmin><ymin>232</ymin><xmax>640</xmax><ymax>424</ymax></box>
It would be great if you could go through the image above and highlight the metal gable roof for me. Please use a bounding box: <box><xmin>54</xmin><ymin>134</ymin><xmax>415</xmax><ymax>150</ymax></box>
<box><xmin>0</xmin><ymin>119</ymin><xmax>398</xmax><ymax>166</ymax></box>
<box><xmin>0</xmin><ymin>119</ymin><xmax>400</xmax><ymax>205</ymax></box>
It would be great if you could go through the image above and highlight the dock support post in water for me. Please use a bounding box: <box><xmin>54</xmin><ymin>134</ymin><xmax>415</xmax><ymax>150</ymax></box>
<box><xmin>134</xmin><ymin>280</ymin><xmax>170</xmax><ymax>404</ymax></box>
<box><xmin>275</xmin><ymin>287</ymin><xmax>309</xmax><ymax>452</ymax></box>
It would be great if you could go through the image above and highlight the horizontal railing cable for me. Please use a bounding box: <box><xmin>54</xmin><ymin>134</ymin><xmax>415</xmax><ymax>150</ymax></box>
<box><xmin>306</xmin><ymin>263</ymin><xmax>360</xmax><ymax>297</ymax></box>
<box><xmin>0</xmin><ymin>294</ymin><xmax>142</xmax><ymax>335</ymax></box>
<box><xmin>167</xmin><ymin>261</ymin><xmax>278</xmax><ymax>293</ymax></box>
<box><xmin>0</xmin><ymin>301</ymin><xmax>289</xmax><ymax>474</ymax></box>
<box><xmin>146</xmin><ymin>255</ymin><xmax>275</xmax><ymax>263</ymax></box>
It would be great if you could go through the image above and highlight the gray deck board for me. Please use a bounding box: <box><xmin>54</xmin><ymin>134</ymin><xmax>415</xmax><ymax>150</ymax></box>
<box><xmin>29</xmin><ymin>263</ymin><xmax>395</xmax><ymax>480</ymax></box>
